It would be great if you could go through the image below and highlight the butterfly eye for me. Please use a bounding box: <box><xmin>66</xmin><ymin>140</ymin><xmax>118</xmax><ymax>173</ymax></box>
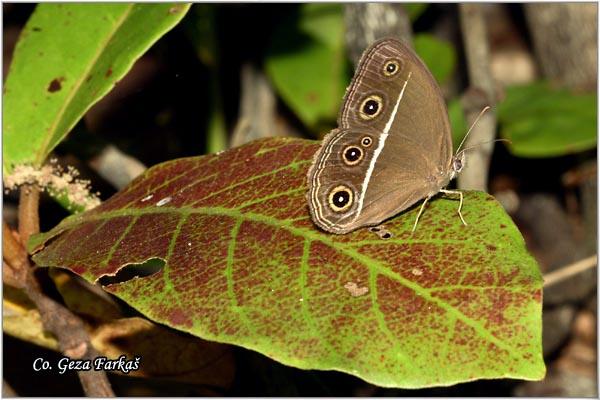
<box><xmin>342</xmin><ymin>146</ymin><xmax>363</xmax><ymax>165</ymax></box>
<box><xmin>453</xmin><ymin>155</ymin><xmax>465</xmax><ymax>172</ymax></box>
<box><xmin>383</xmin><ymin>59</ymin><xmax>402</xmax><ymax>76</ymax></box>
<box><xmin>360</xmin><ymin>136</ymin><xmax>373</xmax><ymax>147</ymax></box>
<box><xmin>454</xmin><ymin>159</ymin><xmax>462</xmax><ymax>171</ymax></box>
<box><xmin>359</xmin><ymin>95</ymin><xmax>383</xmax><ymax>120</ymax></box>
<box><xmin>328</xmin><ymin>185</ymin><xmax>353</xmax><ymax>212</ymax></box>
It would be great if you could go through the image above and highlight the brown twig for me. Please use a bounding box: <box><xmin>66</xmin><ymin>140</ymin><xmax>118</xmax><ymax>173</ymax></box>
<box><xmin>18</xmin><ymin>184</ymin><xmax>40</xmax><ymax>243</ymax></box>
<box><xmin>88</xmin><ymin>145</ymin><xmax>146</xmax><ymax>190</ymax></box>
<box><xmin>3</xmin><ymin>380</ymin><xmax>17</xmax><ymax>397</ymax></box>
<box><xmin>543</xmin><ymin>255</ymin><xmax>597</xmax><ymax>288</ymax></box>
<box><xmin>230</xmin><ymin>63</ymin><xmax>281</xmax><ymax>148</ymax></box>
<box><xmin>524</xmin><ymin>3</ymin><xmax>597</xmax><ymax>91</ymax></box>
<box><xmin>3</xmin><ymin>222</ymin><xmax>115</xmax><ymax>396</ymax></box>
<box><xmin>4</xmin><ymin>188</ymin><xmax>115</xmax><ymax>396</ymax></box>
<box><xmin>457</xmin><ymin>4</ymin><xmax>498</xmax><ymax>191</ymax></box>
<box><xmin>344</xmin><ymin>3</ymin><xmax>413</xmax><ymax>66</ymax></box>
<box><xmin>2</xmin><ymin>224</ymin><xmax>28</xmax><ymax>288</ymax></box>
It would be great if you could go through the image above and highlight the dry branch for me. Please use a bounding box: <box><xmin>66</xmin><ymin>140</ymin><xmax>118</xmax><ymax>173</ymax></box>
<box><xmin>344</xmin><ymin>3</ymin><xmax>412</xmax><ymax>67</ymax></box>
<box><xmin>543</xmin><ymin>255</ymin><xmax>598</xmax><ymax>288</ymax></box>
<box><xmin>89</xmin><ymin>145</ymin><xmax>147</xmax><ymax>190</ymax></box>
<box><xmin>457</xmin><ymin>4</ymin><xmax>498</xmax><ymax>191</ymax></box>
<box><xmin>231</xmin><ymin>63</ymin><xmax>280</xmax><ymax>147</ymax></box>
<box><xmin>524</xmin><ymin>3</ymin><xmax>597</xmax><ymax>91</ymax></box>
<box><xmin>3</xmin><ymin>187</ymin><xmax>115</xmax><ymax>396</ymax></box>
<box><xmin>18</xmin><ymin>184</ymin><xmax>39</xmax><ymax>242</ymax></box>
<box><xmin>3</xmin><ymin>221</ymin><xmax>115</xmax><ymax>396</ymax></box>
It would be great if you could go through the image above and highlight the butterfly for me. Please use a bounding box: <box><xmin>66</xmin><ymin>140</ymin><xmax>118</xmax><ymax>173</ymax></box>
<box><xmin>306</xmin><ymin>38</ymin><xmax>472</xmax><ymax>234</ymax></box>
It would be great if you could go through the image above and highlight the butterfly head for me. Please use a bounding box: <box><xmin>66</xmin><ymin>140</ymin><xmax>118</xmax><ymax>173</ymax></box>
<box><xmin>450</xmin><ymin>151</ymin><xmax>466</xmax><ymax>181</ymax></box>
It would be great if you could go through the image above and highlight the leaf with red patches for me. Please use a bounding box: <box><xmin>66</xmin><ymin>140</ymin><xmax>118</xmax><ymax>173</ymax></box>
<box><xmin>28</xmin><ymin>137</ymin><xmax>545</xmax><ymax>388</ymax></box>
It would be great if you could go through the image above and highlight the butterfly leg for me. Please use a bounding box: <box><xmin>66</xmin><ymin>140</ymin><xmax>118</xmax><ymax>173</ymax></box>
<box><xmin>412</xmin><ymin>195</ymin><xmax>433</xmax><ymax>233</ymax></box>
<box><xmin>440</xmin><ymin>189</ymin><xmax>467</xmax><ymax>226</ymax></box>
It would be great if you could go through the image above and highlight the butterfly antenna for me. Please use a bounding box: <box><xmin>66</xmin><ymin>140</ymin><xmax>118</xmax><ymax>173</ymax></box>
<box><xmin>460</xmin><ymin>138</ymin><xmax>512</xmax><ymax>153</ymax></box>
<box><xmin>455</xmin><ymin>105</ymin><xmax>491</xmax><ymax>154</ymax></box>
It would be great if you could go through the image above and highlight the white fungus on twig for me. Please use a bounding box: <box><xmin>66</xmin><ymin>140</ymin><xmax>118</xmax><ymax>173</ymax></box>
<box><xmin>4</xmin><ymin>161</ymin><xmax>101</xmax><ymax>211</ymax></box>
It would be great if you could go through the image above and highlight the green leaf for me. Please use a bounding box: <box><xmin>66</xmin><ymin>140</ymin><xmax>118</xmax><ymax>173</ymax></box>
<box><xmin>404</xmin><ymin>3</ymin><xmax>429</xmax><ymax>22</ymax></box>
<box><xmin>183</xmin><ymin>4</ymin><xmax>227</xmax><ymax>153</ymax></box>
<box><xmin>448</xmin><ymin>97</ymin><xmax>467</xmax><ymax>152</ymax></box>
<box><xmin>3</xmin><ymin>3</ymin><xmax>190</xmax><ymax>174</ymax></box>
<box><xmin>498</xmin><ymin>82</ymin><xmax>597</xmax><ymax>157</ymax></box>
<box><xmin>265</xmin><ymin>4</ymin><xmax>348</xmax><ymax>132</ymax></box>
<box><xmin>205</xmin><ymin>103</ymin><xmax>228</xmax><ymax>154</ymax></box>
<box><xmin>29</xmin><ymin>138</ymin><xmax>545</xmax><ymax>388</ymax></box>
<box><xmin>413</xmin><ymin>33</ymin><xmax>456</xmax><ymax>85</ymax></box>
<box><xmin>184</xmin><ymin>4</ymin><xmax>218</xmax><ymax>68</ymax></box>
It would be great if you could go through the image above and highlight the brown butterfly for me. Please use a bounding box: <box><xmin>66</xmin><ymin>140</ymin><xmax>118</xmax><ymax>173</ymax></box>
<box><xmin>306</xmin><ymin>38</ymin><xmax>468</xmax><ymax>234</ymax></box>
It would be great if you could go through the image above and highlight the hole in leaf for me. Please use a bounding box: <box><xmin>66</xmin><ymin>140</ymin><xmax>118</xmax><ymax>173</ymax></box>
<box><xmin>369</xmin><ymin>227</ymin><xmax>381</xmax><ymax>233</ymax></box>
<box><xmin>98</xmin><ymin>258</ymin><xmax>165</xmax><ymax>286</ymax></box>
<box><xmin>381</xmin><ymin>232</ymin><xmax>392</xmax><ymax>239</ymax></box>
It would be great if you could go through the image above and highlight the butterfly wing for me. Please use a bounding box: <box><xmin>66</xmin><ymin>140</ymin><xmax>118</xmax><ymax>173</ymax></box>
<box><xmin>307</xmin><ymin>38</ymin><xmax>454</xmax><ymax>234</ymax></box>
<box><xmin>307</xmin><ymin>127</ymin><xmax>381</xmax><ymax>233</ymax></box>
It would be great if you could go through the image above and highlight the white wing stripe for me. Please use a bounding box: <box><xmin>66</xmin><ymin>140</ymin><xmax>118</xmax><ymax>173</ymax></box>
<box><xmin>353</xmin><ymin>72</ymin><xmax>412</xmax><ymax>221</ymax></box>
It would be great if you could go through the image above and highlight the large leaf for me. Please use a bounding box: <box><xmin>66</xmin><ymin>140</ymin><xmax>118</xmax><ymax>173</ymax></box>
<box><xmin>498</xmin><ymin>82</ymin><xmax>597</xmax><ymax>157</ymax></box>
<box><xmin>413</xmin><ymin>33</ymin><xmax>456</xmax><ymax>85</ymax></box>
<box><xmin>265</xmin><ymin>4</ymin><xmax>348</xmax><ymax>132</ymax></box>
<box><xmin>29</xmin><ymin>138</ymin><xmax>545</xmax><ymax>388</ymax></box>
<box><xmin>3</xmin><ymin>3</ymin><xmax>190</xmax><ymax>174</ymax></box>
